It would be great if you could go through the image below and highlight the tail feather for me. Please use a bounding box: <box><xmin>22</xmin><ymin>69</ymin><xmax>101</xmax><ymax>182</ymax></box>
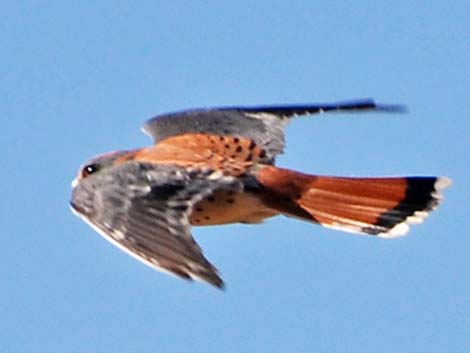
<box><xmin>256</xmin><ymin>166</ymin><xmax>450</xmax><ymax>238</ymax></box>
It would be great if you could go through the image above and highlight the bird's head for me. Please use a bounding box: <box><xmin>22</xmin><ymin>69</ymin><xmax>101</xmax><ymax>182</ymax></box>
<box><xmin>70</xmin><ymin>150</ymin><xmax>131</xmax><ymax>217</ymax></box>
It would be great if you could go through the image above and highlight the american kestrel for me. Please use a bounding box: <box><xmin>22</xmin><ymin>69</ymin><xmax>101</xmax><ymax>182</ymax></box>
<box><xmin>70</xmin><ymin>99</ymin><xmax>450</xmax><ymax>288</ymax></box>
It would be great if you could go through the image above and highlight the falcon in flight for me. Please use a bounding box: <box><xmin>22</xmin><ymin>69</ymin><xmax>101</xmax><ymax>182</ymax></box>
<box><xmin>70</xmin><ymin>99</ymin><xmax>450</xmax><ymax>288</ymax></box>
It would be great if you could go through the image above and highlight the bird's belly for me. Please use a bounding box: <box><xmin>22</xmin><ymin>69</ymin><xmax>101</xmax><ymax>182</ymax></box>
<box><xmin>189</xmin><ymin>190</ymin><xmax>277</xmax><ymax>226</ymax></box>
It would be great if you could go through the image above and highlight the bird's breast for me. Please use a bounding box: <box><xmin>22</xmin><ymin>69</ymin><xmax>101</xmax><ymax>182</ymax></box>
<box><xmin>189</xmin><ymin>189</ymin><xmax>277</xmax><ymax>226</ymax></box>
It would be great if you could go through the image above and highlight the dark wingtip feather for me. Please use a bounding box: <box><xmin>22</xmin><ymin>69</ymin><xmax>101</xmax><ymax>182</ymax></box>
<box><xmin>200</xmin><ymin>272</ymin><xmax>225</xmax><ymax>290</ymax></box>
<box><xmin>215</xmin><ymin>280</ymin><xmax>226</xmax><ymax>290</ymax></box>
<box><xmin>187</xmin><ymin>264</ymin><xmax>225</xmax><ymax>289</ymax></box>
<box><xmin>319</xmin><ymin>99</ymin><xmax>407</xmax><ymax>114</ymax></box>
<box><xmin>171</xmin><ymin>266</ymin><xmax>225</xmax><ymax>289</ymax></box>
<box><xmin>373</xmin><ymin>103</ymin><xmax>408</xmax><ymax>113</ymax></box>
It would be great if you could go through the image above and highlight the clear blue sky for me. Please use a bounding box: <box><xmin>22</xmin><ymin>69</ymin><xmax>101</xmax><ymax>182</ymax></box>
<box><xmin>1</xmin><ymin>1</ymin><xmax>468</xmax><ymax>352</ymax></box>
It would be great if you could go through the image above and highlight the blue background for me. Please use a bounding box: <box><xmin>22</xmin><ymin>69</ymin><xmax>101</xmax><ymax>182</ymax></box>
<box><xmin>1</xmin><ymin>2</ymin><xmax>468</xmax><ymax>352</ymax></box>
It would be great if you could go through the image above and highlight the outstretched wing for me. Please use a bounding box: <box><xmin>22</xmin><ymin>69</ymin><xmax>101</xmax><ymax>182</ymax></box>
<box><xmin>71</xmin><ymin>162</ymin><xmax>242</xmax><ymax>288</ymax></box>
<box><xmin>142</xmin><ymin>99</ymin><xmax>403</xmax><ymax>162</ymax></box>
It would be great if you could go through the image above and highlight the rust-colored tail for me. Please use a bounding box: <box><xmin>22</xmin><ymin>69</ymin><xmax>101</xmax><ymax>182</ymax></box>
<box><xmin>256</xmin><ymin>166</ymin><xmax>451</xmax><ymax>237</ymax></box>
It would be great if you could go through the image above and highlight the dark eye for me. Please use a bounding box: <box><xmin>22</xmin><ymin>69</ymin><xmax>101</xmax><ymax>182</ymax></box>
<box><xmin>81</xmin><ymin>163</ymin><xmax>100</xmax><ymax>178</ymax></box>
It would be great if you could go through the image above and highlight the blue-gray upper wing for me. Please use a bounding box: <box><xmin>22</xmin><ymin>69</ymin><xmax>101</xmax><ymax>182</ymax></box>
<box><xmin>142</xmin><ymin>99</ymin><xmax>402</xmax><ymax>162</ymax></box>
